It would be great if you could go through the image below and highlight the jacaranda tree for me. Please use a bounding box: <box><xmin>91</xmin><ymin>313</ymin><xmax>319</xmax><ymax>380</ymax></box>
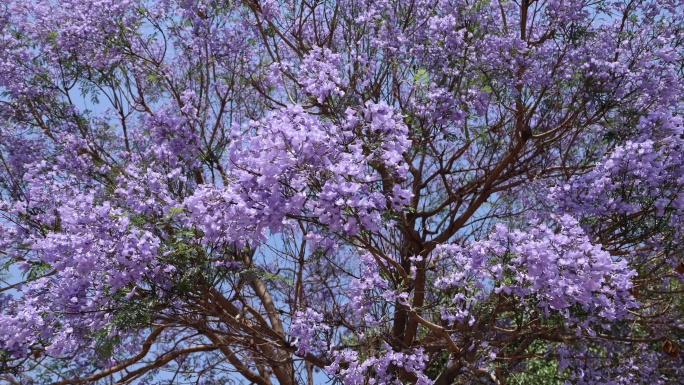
<box><xmin>1</xmin><ymin>0</ymin><xmax>683</xmax><ymax>383</ymax></box>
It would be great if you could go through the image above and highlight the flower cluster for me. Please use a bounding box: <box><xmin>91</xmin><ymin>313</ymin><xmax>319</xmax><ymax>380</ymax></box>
<box><xmin>435</xmin><ymin>215</ymin><xmax>637</xmax><ymax>329</ymax></box>
<box><xmin>289</xmin><ymin>308</ymin><xmax>329</xmax><ymax>355</ymax></box>
<box><xmin>326</xmin><ymin>346</ymin><xmax>433</xmax><ymax>385</ymax></box>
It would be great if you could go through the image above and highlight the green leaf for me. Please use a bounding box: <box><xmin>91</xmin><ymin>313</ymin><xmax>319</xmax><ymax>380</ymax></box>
<box><xmin>413</xmin><ymin>69</ymin><xmax>429</xmax><ymax>85</ymax></box>
<box><xmin>24</xmin><ymin>261</ymin><xmax>51</xmax><ymax>281</ymax></box>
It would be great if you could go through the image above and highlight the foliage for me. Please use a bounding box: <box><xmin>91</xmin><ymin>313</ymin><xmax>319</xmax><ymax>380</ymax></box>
<box><xmin>1</xmin><ymin>0</ymin><xmax>684</xmax><ymax>384</ymax></box>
